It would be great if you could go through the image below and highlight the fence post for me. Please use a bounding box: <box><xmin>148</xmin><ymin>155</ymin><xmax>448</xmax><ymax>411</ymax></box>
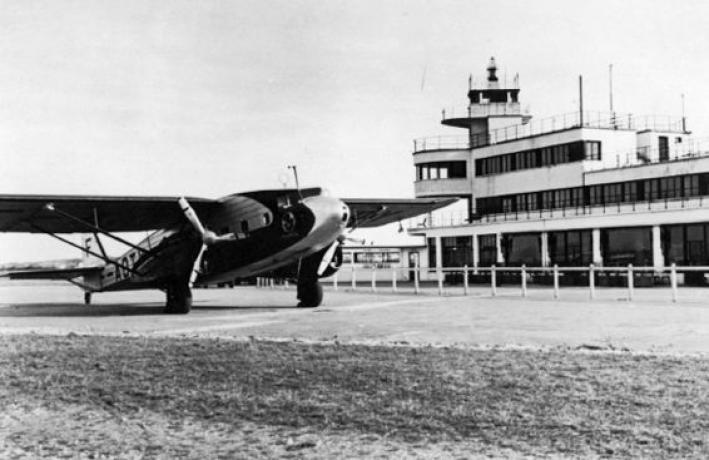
<box><xmin>351</xmin><ymin>265</ymin><xmax>356</xmax><ymax>291</ymax></box>
<box><xmin>589</xmin><ymin>264</ymin><xmax>595</xmax><ymax>299</ymax></box>
<box><xmin>463</xmin><ymin>265</ymin><xmax>469</xmax><ymax>295</ymax></box>
<box><xmin>270</xmin><ymin>278</ymin><xmax>274</xmax><ymax>289</ymax></box>
<box><xmin>670</xmin><ymin>263</ymin><xmax>678</xmax><ymax>303</ymax></box>
<box><xmin>371</xmin><ymin>267</ymin><xmax>377</xmax><ymax>292</ymax></box>
<box><xmin>553</xmin><ymin>265</ymin><xmax>559</xmax><ymax>299</ymax></box>
<box><xmin>627</xmin><ymin>264</ymin><xmax>634</xmax><ymax>301</ymax></box>
<box><xmin>333</xmin><ymin>272</ymin><xmax>338</xmax><ymax>291</ymax></box>
<box><xmin>491</xmin><ymin>265</ymin><xmax>497</xmax><ymax>297</ymax></box>
<box><xmin>392</xmin><ymin>267</ymin><xmax>397</xmax><ymax>292</ymax></box>
<box><xmin>437</xmin><ymin>269</ymin><xmax>444</xmax><ymax>296</ymax></box>
<box><xmin>414</xmin><ymin>260</ymin><xmax>420</xmax><ymax>294</ymax></box>
<box><xmin>521</xmin><ymin>264</ymin><xmax>527</xmax><ymax>297</ymax></box>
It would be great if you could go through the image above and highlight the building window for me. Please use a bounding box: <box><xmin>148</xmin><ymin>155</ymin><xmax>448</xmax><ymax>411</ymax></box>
<box><xmin>427</xmin><ymin>238</ymin><xmax>436</xmax><ymax>267</ymax></box>
<box><xmin>662</xmin><ymin>223</ymin><xmax>709</xmax><ymax>266</ymax></box>
<box><xmin>474</xmin><ymin>141</ymin><xmax>597</xmax><ymax>176</ymax></box>
<box><xmin>684</xmin><ymin>175</ymin><xmax>699</xmax><ymax>196</ymax></box>
<box><xmin>478</xmin><ymin>234</ymin><xmax>497</xmax><ymax>267</ymax></box>
<box><xmin>601</xmin><ymin>227</ymin><xmax>652</xmax><ymax>266</ymax></box>
<box><xmin>417</xmin><ymin>161</ymin><xmax>467</xmax><ymax>180</ymax></box>
<box><xmin>473</xmin><ymin>173</ymin><xmax>709</xmax><ymax>218</ymax></box>
<box><xmin>441</xmin><ymin>236</ymin><xmax>473</xmax><ymax>267</ymax></box>
<box><xmin>584</xmin><ymin>141</ymin><xmax>601</xmax><ymax>160</ymax></box>
<box><xmin>503</xmin><ymin>233</ymin><xmax>541</xmax><ymax>266</ymax></box>
<box><xmin>549</xmin><ymin>230</ymin><xmax>592</xmax><ymax>266</ymax></box>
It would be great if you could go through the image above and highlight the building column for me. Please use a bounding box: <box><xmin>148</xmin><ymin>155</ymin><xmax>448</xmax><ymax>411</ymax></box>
<box><xmin>540</xmin><ymin>232</ymin><xmax>550</xmax><ymax>267</ymax></box>
<box><xmin>592</xmin><ymin>228</ymin><xmax>603</xmax><ymax>265</ymax></box>
<box><xmin>435</xmin><ymin>236</ymin><xmax>443</xmax><ymax>270</ymax></box>
<box><xmin>652</xmin><ymin>225</ymin><xmax>664</xmax><ymax>269</ymax></box>
<box><xmin>495</xmin><ymin>232</ymin><xmax>504</xmax><ymax>265</ymax></box>
<box><xmin>472</xmin><ymin>234</ymin><xmax>479</xmax><ymax>268</ymax></box>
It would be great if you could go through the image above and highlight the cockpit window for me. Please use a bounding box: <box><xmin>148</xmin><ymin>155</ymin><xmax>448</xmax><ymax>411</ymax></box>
<box><xmin>341</xmin><ymin>205</ymin><xmax>350</xmax><ymax>224</ymax></box>
<box><xmin>277</xmin><ymin>195</ymin><xmax>291</xmax><ymax>208</ymax></box>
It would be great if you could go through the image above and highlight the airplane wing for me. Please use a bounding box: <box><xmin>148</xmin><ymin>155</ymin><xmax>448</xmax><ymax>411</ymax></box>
<box><xmin>343</xmin><ymin>197</ymin><xmax>457</xmax><ymax>228</ymax></box>
<box><xmin>0</xmin><ymin>265</ymin><xmax>103</xmax><ymax>280</ymax></box>
<box><xmin>0</xmin><ymin>194</ymin><xmax>220</xmax><ymax>233</ymax></box>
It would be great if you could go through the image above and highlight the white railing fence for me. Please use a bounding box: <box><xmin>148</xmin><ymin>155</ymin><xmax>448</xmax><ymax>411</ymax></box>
<box><xmin>255</xmin><ymin>263</ymin><xmax>709</xmax><ymax>303</ymax></box>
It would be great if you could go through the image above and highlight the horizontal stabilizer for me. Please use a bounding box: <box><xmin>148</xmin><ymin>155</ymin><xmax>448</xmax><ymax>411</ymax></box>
<box><xmin>343</xmin><ymin>197</ymin><xmax>457</xmax><ymax>228</ymax></box>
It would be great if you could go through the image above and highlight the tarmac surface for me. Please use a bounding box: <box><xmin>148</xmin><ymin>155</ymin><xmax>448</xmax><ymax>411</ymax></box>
<box><xmin>2</xmin><ymin>282</ymin><xmax>709</xmax><ymax>354</ymax></box>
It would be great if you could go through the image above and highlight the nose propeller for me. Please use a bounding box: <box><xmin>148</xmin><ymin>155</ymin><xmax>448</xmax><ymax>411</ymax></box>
<box><xmin>179</xmin><ymin>197</ymin><xmax>236</xmax><ymax>286</ymax></box>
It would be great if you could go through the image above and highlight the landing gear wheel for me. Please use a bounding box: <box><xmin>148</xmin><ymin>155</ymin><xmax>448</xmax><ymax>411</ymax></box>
<box><xmin>297</xmin><ymin>280</ymin><xmax>323</xmax><ymax>308</ymax></box>
<box><xmin>84</xmin><ymin>292</ymin><xmax>92</xmax><ymax>305</ymax></box>
<box><xmin>164</xmin><ymin>282</ymin><xmax>192</xmax><ymax>314</ymax></box>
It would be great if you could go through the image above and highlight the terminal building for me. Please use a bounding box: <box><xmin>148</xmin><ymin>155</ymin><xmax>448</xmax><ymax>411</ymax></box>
<box><xmin>410</xmin><ymin>58</ymin><xmax>709</xmax><ymax>283</ymax></box>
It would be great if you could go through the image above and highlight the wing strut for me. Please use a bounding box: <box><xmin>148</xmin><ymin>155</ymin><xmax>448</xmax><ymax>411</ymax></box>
<box><xmin>30</xmin><ymin>223</ymin><xmax>144</xmax><ymax>277</ymax></box>
<box><xmin>44</xmin><ymin>203</ymin><xmax>149</xmax><ymax>254</ymax></box>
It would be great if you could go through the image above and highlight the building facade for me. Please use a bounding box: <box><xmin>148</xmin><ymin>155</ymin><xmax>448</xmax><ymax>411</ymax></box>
<box><xmin>410</xmin><ymin>58</ymin><xmax>709</xmax><ymax>282</ymax></box>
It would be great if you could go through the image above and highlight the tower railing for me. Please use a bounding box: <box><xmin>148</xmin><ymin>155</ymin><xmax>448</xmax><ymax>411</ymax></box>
<box><xmin>416</xmin><ymin>111</ymin><xmax>687</xmax><ymax>153</ymax></box>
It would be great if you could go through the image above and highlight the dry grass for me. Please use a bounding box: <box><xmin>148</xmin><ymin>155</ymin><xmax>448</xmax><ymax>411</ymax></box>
<box><xmin>2</xmin><ymin>335</ymin><xmax>709</xmax><ymax>458</ymax></box>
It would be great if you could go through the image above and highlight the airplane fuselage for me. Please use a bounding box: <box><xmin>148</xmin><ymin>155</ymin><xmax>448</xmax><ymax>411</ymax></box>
<box><xmin>85</xmin><ymin>188</ymin><xmax>349</xmax><ymax>292</ymax></box>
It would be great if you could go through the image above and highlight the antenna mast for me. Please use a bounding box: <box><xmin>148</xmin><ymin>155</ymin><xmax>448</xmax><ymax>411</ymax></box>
<box><xmin>287</xmin><ymin>165</ymin><xmax>301</xmax><ymax>198</ymax></box>
<box><xmin>579</xmin><ymin>75</ymin><xmax>584</xmax><ymax>126</ymax></box>
<box><xmin>609</xmin><ymin>64</ymin><xmax>614</xmax><ymax>114</ymax></box>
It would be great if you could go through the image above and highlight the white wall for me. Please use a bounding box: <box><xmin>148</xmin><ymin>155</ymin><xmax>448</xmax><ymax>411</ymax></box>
<box><xmin>415</xmin><ymin>178</ymin><xmax>471</xmax><ymax>197</ymax></box>
<box><xmin>585</xmin><ymin>155</ymin><xmax>709</xmax><ymax>184</ymax></box>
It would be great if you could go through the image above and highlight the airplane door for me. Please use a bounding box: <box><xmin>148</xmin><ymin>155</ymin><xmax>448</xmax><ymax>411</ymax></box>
<box><xmin>408</xmin><ymin>252</ymin><xmax>418</xmax><ymax>281</ymax></box>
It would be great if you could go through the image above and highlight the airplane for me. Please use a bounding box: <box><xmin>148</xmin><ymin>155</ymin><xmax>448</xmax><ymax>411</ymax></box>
<box><xmin>0</xmin><ymin>188</ymin><xmax>453</xmax><ymax>313</ymax></box>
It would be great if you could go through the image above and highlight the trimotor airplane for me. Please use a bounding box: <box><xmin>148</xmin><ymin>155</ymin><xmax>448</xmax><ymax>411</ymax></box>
<box><xmin>0</xmin><ymin>188</ymin><xmax>453</xmax><ymax>313</ymax></box>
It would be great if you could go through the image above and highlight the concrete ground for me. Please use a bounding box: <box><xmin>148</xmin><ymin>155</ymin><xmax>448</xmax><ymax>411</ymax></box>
<box><xmin>1</xmin><ymin>282</ymin><xmax>709</xmax><ymax>353</ymax></box>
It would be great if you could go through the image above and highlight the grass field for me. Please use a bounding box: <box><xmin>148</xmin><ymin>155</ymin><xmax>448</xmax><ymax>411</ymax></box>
<box><xmin>2</xmin><ymin>335</ymin><xmax>709</xmax><ymax>458</ymax></box>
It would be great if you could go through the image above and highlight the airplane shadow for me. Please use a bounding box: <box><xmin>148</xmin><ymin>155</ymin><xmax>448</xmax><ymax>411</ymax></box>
<box><xmin>0</xmin><ymin>302</ymin><xmax>299</xmax><ymax>317</ymax></box>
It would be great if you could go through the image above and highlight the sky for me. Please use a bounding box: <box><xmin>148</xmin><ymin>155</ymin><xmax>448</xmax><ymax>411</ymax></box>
<box><xmin>2</xmin><ymin>0</ymin><xmax>709</xmax><ymax>261</ymax></box>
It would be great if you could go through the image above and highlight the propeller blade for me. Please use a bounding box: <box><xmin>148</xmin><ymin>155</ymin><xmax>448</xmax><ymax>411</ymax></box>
<box><xmin>189</xmin><ymin>243</ymin><xmax>207</xmax><ymax>287</ymax></box>
<box><xmin>317</xmin><ymin>241</ymin><xmax>340</xmax><ymax>276</ymax></box>
<box><xmin>178</xmin><ymin>197</ymin><xmax>206</xmax><ymax>237</ymax></box>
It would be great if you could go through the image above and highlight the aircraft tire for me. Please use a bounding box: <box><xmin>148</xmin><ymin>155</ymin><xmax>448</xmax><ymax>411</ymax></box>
<box><xmin>165</xmin><ymin>282</ymin><xmax>192</xmax><ymax>314</ymax></box>
<box><xmin>84</xmin><ymin>292</ymin><xmax>92</xmax><ymax>305</ymax></box>
<box><xmin>297</xmin><ymin>280</ymin><xmax>323</xmax><ymax>308</ymax></box>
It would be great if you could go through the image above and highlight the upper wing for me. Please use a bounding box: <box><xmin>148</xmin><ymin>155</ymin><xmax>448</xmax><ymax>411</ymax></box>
<box><xmin>343</xmin><ymin>197</ymin><xmax>457</xmax><ymax>228</ymax></box>
<box><xmin>0</xmin><ymin>194</ymin><xmax>220</xmax><ymax>233</ymax></box>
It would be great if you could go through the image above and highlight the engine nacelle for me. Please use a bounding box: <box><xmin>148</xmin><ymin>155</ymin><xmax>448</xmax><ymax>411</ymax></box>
<box><xmin>318</xmin><ymin>244</ymin><xmax>343</xmax><ymax>278</ymax></box>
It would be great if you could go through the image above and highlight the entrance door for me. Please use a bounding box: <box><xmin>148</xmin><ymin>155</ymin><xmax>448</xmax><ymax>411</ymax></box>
<box><xmin>408</xmin><ymin>252</ymin><xmax>419</xmax><ymax>281</ymax></box>
<box><xmin>659</xmin><ymin>136</ymin><xmax>669</xmax><ymax>162</ymax></box>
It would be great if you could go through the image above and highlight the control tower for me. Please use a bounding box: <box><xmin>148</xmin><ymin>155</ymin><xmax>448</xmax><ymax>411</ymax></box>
<box><xmin>442</xmin><ymin>57</ymin><xmax>531</xmax><ymax>146</ymax></box>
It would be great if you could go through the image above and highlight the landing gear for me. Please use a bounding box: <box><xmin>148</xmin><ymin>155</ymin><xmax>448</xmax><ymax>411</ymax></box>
<box><xmin>84</xmin><ymin>292</ymin><xmax>92</xmax><ymax>305</ymax></box>
<box><xmin>297</xmin><ymin>279</ymin><xmax>323</xmax><ymax>308</ymax></box>
<box><xmin>165</xmin><ymin>282</ymin><xmax>192</xmax><ymax>314</ymax></box>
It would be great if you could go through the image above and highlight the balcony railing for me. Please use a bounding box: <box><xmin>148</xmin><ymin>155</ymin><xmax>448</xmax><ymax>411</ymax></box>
<box><xmin>414</xmin><ymin>111</ymin><xmax>687</xmax><ymax>153</ymax></box>
<box><xmin>406</xmin><ymin>195</ymin><xmax>708</xmax><ymax>229</ymax></box>
<box><xmin>412</xmin><ymin>135</ymin><xmax>470</xmax><ymax>152</ymax></box>
<box><xmin>597</xmin><ymin>138</ymin><xmax>709</xmax><ymax>170</ymax></box>
<box><xmin>442</xmin><ymin>102</ymin><xmax>525</xmax><ymax>118</ymax></box>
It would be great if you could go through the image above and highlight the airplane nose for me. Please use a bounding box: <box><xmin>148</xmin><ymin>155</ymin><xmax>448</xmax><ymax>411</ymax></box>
<box><xmin>302</xmin><ymin>195</ymin><xmax>349</xmax><ymax>234</ymax></box>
